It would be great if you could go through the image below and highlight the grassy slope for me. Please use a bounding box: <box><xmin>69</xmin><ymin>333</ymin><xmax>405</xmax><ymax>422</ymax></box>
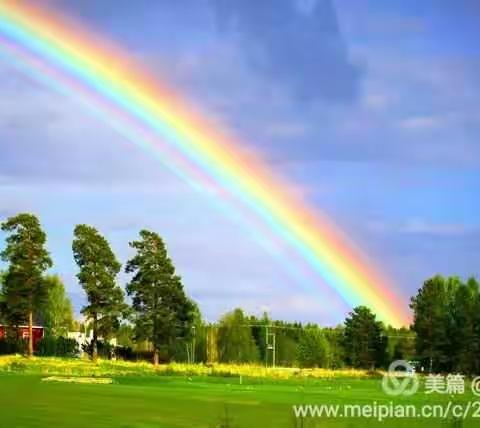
<box><xmin>0</xmin><ymin>374</ymin><xmax>476</xmax><ymax>428</ymax></box>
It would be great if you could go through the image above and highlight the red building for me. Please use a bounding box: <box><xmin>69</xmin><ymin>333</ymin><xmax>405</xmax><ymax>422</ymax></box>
<box><xmin>0</xmin><ymin>325</ymin><xmax>44</xmax><ymax>350</ymax></box>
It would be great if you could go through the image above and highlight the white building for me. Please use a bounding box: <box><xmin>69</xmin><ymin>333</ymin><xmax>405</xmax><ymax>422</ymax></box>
<box><xmin>67</xmin><ymin>331</ymin><xmax>117</xmax><ymax>356</ymax></box>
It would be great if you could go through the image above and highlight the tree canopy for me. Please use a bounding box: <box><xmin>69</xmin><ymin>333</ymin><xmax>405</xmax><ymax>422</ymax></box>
<box><xmin>217</xmin><ymin>308</ymin><xmax>259</xmax><ymax>363</ymax></box>
<box><xmin>72</xmin><ymin>224</ymin><xmax>127</xmax><ymax>360</ymax></box>
<box><xmin>1</xmin><ymin>213</ymin><xmax>52</xmax><ymax>355</ymax></box>
<box><xmin>411</xmin><ymin>275</ymin><xmax>480</xmax><ymax>373</ymax></box>
<box><xmin>37</xmin><ymin>275</ymin><xmax>74</xmax><ymax>337</ymax></box>
<box><xmin>125</xmin><ymin>230</ymin><xmax>195</xmax><ymax>364</ymax></box>
<box><xmin>297</xmin><ymin>327</ymin><xmax>331</xmax><ymax>368</ymax></box>
<box><xmin>343</xmin><ymin>306</ymin><xmax>387</xmax><ymax>369</ymax></box>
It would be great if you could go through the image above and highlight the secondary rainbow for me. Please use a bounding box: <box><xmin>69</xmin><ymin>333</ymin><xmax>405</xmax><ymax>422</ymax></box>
<box><xmin>0</xmin><ymin>1</ymin><xmax>409</xmax><ymax>326</ymax></box>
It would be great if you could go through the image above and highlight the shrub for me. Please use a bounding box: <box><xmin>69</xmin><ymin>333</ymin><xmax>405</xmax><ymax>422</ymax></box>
<box><xmin>81</xmin><ymin>340</ymin><xmax>114</xmax><ymax>359</ymax></box>
<box><xmin>114</xmin><ymin>346</ymin><xmax>134</xmax><ymax>361</ymax></box>
<box><xmin>114</xmin><ymin>348</ymin><xmax>169</xmax><ymax>363</ymax></box>
<box><xmin>0</xmin><ymin>338</ymin><xmax>28</xmax><ymax>355</ymax></box>
<box><xmin>36</xmin><ymin>336</ymin><xmax>79</xmax><ymax>357</ymax></box>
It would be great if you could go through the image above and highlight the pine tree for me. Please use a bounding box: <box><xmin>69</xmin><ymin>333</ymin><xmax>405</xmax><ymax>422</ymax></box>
<box><xmin>343</xmin><ymin>306</ymin><xmax>387</xmax><ymax>369</ymax></box>
<box><xmin>410</xmin><ymin>276</ymin><xmax>451</xmax><ymax>372</ymax></box>
<box><xmin>1</xmin><ymin>213</ymin><xmax>52</xmax><ymax>356</ymax></box>
<box><xmin>72</xmin><ymin>224</ymin><xmax>126</xmax><ymax>361</ymax></box>
<box><xmin>125</xmin><ymin>230</ymin><xmax>195</xmax><ymax>365</ymax></box>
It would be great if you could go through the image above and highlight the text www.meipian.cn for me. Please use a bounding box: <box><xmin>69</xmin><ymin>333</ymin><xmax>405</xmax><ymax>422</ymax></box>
<box><xmin>292</xmin><ymin>401</ymin><xmax>480</xmax><ymax>422</ymax></box>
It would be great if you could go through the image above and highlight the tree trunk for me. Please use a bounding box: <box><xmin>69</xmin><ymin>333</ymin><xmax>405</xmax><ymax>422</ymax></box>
<box><xmin>28</xmin><ymin>310</ymin><xmax>33</xmax><ymax>357</ymax></box>
<box><xmin>92</xmin><ymin>315</ymin><xmax>98</xmax><ymax>362</ymax></box>
<box><xmin>153</xmin><ymin>348</ymin><xmax>159</xmax><ymax>365</ymax></box>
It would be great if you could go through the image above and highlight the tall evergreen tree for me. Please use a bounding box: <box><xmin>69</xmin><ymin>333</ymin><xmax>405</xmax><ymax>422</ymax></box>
<box><xmin>72</xmin><ymin>225</ymin><xmax>126</xmax><ymax>361</ymax></box>
<box><xmin>125</xmin><ymin>230</ymin><xmax>195</xmax><ymax>365</ymax></box>
<box><xmin>410</xmin><ymin>275</ymin><xmax>451</xmax><ymax>372</ymax></box>
<box><xmin>1</xmin><ymin>213</ymin><xmax>52</xmax><ymax>356</ymax></box>
<box><xmin>343</xmin><ymin>306</ymin><xmax>387</xmax><ymax>369</ymax></box>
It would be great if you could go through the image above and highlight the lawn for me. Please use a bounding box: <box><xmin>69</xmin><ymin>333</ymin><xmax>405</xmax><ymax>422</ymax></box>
<box><xmin>0</xmin><ymin>357</ymin><xmax>476</xmax><ymax>427</ymax></box>
<box><xmin>0</xmin><ymin>371</ymin><xmax>477</xmax><ymax>428</ymax></box>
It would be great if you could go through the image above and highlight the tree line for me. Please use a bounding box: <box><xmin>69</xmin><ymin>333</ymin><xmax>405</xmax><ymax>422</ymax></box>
<box><xmin>0</xmin><ymin>213</ymin><xmax>194</xmax><ymax>364</ymax></box>
<box><xmin>0</xmin><ymin>212</ymin><xmax>478</xmax><ymax>372</ymax></box>
<box><xmin>411</xmin><ymin>275</ymin><xmax>480</xmax><ymax>374</ymax></box>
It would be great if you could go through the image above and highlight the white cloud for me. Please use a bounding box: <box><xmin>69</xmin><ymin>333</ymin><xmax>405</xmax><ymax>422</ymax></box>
<box><xmin>398</xmin><ymin>115</ymin><xmax>444</xmax><ymax>131</ymax></box>
<box><xmin>400</xmin><ymin>219</ymin><xmax>476</xmax><ymax>237</ymax></box>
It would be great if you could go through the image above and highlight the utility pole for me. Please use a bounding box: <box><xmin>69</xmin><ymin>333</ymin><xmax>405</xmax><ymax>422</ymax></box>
<box><xmin>265</xmin><ymin>325</ymin><xmax>276</xmax><ymax>368</ymax></box>
<box><xmin>265</xmin><ymin>325</ymin><xmax>269</xmax><ymax>368</ymax></box>
<box><xmin>191</xmin><ymin>325</ymin><xmax>196</xmax><ymax>364</ymax></box>
<box><xmin>272</xmin><ymin>332</ymin><xmax>276</xmax><ymax>368</ymax></box>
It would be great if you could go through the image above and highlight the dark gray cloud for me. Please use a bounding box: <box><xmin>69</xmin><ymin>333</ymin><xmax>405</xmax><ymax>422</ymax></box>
<box><xmin>212</xmin><ymin>0</ymin><xmax>361</xmax><ymax>103</ymax></box>
<box><xmin>46</xmin><ymin>0</ymin><xmax>361</xmax><ymax>105</ymax></box>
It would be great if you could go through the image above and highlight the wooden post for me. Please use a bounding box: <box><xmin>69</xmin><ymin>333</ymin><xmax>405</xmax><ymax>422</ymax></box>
<box><xmin>28</xmin><ymin>311</ymin><xmax>33</xmax><ymax>357</ymax></box>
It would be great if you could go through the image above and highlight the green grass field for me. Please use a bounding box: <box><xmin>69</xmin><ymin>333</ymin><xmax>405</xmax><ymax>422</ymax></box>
<box><xmin>0</xmin><ymin>372</ymin><xmax>477</xmax><ymax>428</ymax></box>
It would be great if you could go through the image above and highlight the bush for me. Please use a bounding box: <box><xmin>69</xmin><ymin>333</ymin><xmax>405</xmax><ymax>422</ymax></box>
<box><xmin>0</xmin><ymin>338</ymin><xmax>28</xmax><ymax>355</ymax></box>
<box><xmin>114</xmin><ymin>346</ymin><xmax>134</xmax><ymax>361</ymax></box>
<box><xmin>36</xmin><ymin>336</ymin><xmax>79</xmax><ymax>357</ymax></box>
<box><xmin>81</xmin><ymin>340</ymin><xmax>114</xmax><ymax>359</ymax></box>
<box><xmin>113</xmin><ymin>347</ymin><xmax>168</xmax><ymax>363</ymax></box>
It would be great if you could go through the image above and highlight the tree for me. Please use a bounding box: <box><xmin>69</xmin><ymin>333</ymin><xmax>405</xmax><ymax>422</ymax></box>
<box><xmin>1</xmin><ymin>213</ymin><xmax>52</xmax><ymax>356</ymax></box>
<box><xmin>217</xmin><ymin>308</ymin><xmax>259</xmax><ymax>363</ymax></box>
<box><xmin>170</xmin><ymin>301</ymin><xmax>203</xmax><ymax>363</ymax></box>
<box><xmin>276</xmin><ymin>321</ymin><xmax>303</xmax><ymax>367</ymax></box>
<box><xmin>125</xmin><ymin>230</ymin><xmax>195</xmax><ymax>365</ymax></box>
<box><xmin>343</xmin><ymin>306</ymin><xmax>387</xmax><ymax>369</ymax></box>
<box><xmin>323</xmin><ymin>326</ymin><xmax>346</xmax><ymax>369</ymax></box>
<box><xmin>37</xmin><ymin>275</ymin><xmax>74</xmax><ymax>337</ymax></box>
<box><xmin>449</xmin><ymin>281</ymin><xmax>477</xmax><ymax>373</ymax></box>
<box><xmin>248</xmin><ymin>313</ymin><xmax>269</xmax><ymax>363</ymax></box>
<box><xmin>0</xmin><ymin>270</ymin><xmax>6</xmax><ymax>324</ymax></box>
<box><xmin>297</xmin><ymin>328</ymin><xmax>331</xmax><ymax>368</ymax></box>
<box><xmin>410</xmin><ymin>275</ymin><xmax>451</xmax><ymax>372</ymax></box>
<box><xmin>473</xmin><ymin>279</ymin><xmax>480</xmax><ymax>374</ymax></box>
<box><xmin>385</xmin><ymin>326</ymin><xmax>416</xmax><ymax>362</ymax></box>
<box><xmin>116</xmin><ymin>323</ymin><xmax>135</xmax><ymax>348</ymax></box>
<box><xmin>411</xmin><ymin>275</ymin><xmax>480</xmax><ymax>373</ymax></box>
<box><xmin>72</xmin><ymin>224</ymin><xmax>126</xmax><ymax>361</ymax></box>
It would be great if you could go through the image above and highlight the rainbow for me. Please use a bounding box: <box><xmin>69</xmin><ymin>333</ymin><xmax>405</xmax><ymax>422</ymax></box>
<box><xmin>0</xmin><ymin>1</ymin><xmax>409</xmax><ymax>326</ymax></box>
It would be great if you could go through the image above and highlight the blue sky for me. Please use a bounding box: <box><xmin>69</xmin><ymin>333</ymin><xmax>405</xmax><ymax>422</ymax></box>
<box><xmin>1</xmin><ymin>0</ymin><xmax>479</xmax><ymax>325</ymax></box>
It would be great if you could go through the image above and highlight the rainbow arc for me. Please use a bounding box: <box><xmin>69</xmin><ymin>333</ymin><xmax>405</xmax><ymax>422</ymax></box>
<box><xmin>0</xmin><ymin>1</ymin><xmax>409</xmax><ymax>326</ymax></box>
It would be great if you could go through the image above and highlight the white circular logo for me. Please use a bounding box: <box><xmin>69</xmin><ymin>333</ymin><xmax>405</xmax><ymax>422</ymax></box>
<box><xmin>382</xmin><ymin>360</ymin><xmax>419</xmax><ymax>396</ymax></box>
<box><xmin>472</xmin><ymin>377</ymin><xmax>480</xmax><ymax>397</ymax></box>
